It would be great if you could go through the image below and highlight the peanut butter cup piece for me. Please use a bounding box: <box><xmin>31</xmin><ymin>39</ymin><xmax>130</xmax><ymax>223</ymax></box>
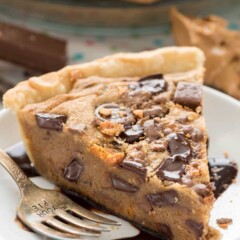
<box><xmin>95</xmin><ymin>103</ymin><xmax>135</xmax><ymax>126</ymax></box>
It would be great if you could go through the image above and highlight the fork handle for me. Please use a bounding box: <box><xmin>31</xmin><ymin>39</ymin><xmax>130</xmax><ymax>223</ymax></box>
<box><xmin>0</xmin><ymin>149</ymin><xmax>34</xmax><ymax>195</ymax></box>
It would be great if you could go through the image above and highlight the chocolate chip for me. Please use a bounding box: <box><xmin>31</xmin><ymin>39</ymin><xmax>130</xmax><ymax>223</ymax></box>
<box><xmin>67</xmin><ymin>124</ymin><xmax>86</xmax><ymax>134</ymax></box>
<box><xmin>64</xmin><ymin>160</ymin><xmax>84</xmax><ymax>182</ymax></box>
<box><xmin>110</xmin><ymin>174</ymin><xmax>139</xmax><ymax>193</ymax></box>
<box><xmin>208</xmin><ymin>156</ymin><xmax>238</xmax><ymax>198</ymax></box>
<box><xmin>143</xmin><ymin>106</ymin><xmax>164</xmax><ymax>118</ymax></box>
<box><xmin>156</xmin><ymin>158</ymin><xmax>185</xmax><ymax>182</ymax></box>
<box><xmin>158</xmin><ymin>224</ymin><xmax>173</xmax><ymax>240</ymax></box>
<box><xmin>174</xmin><ymin>82</ymin><xmax>202</xmax><ymax>110</ymax></box>
<box><xmin>120</xmin><ymin>124</ymin><xmax>144</xmax><ymax>143</ymax></box>
<box><xmin>143</xmin><ymin>120</ymin><xmax>160</xmax><ymax>142</ymax></box>
<box><xmin>168</xmin><ymin>133</ymin><xmax>192</xmax><ymax>162</ymax></box>
<box><xmin>146</xmin><ymin>190</ymin><xmax>179</xmax><ymax>207</ymax></box>
<box><xmin>186</xmin><ymin>220</ymin><xmax>203</xmax><ymax>239</ymax></box>
<box><xmin>120</xmin><ymin>159</ymin><xmax>146</xmax><ymax>176</ymax></box>
<box><xmin>35</xmin><ymin>113</ymin><xmax>67</xmax><ymax>131</ymax></box>
<box><xmin>129</xmin><ymin>74</ymin><xmax>167</xmax><ymax>95</ymax></box>
<box><xmin>95</xmin><ymin>103</ymin><xmax>135</xmax><ymax>126</ymax></box>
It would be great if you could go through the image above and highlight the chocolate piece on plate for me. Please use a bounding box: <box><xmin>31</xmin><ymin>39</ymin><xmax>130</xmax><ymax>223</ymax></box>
<box><xmin>6</xmin><ymin>142</ymin><xmax>38</xmax><ymax>177</ymax></box>
<box><xmin>208</xmin><ymin>156</ymin><xmax>238</xmax><ymax>198</ymax></box>
<box><xmin>0</xmin><ymin>22</ymin><xmax>66</xmax><ymax>72</ymax></box>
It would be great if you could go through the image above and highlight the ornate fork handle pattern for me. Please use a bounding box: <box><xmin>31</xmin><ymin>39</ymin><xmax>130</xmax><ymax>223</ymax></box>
<box><xmin>0</xmin><ymin>149</ymin><xmax>33</xmax><ymax>194</ymax></box>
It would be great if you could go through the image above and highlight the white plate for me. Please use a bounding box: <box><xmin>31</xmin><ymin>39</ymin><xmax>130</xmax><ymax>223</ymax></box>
<box><xmin>0</xmin><ymin>86</ymin><xmax>240</xmax><ymax>240</ymax></box>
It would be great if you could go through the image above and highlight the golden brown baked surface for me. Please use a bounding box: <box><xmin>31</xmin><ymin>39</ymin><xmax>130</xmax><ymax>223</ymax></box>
<box><xmin>3</xmin><ymin>47</ymin><xmax>204</xmax><ymax>112</ymax></box>
<box><xmin>6</xmin><ymin>47</ymin><xmax>216</xmax><ymax>239</ymax></box>
<box><xmin>170</xmin><ymin>8</ymin><xmax>240</xmax><ymax>100</ymax></box>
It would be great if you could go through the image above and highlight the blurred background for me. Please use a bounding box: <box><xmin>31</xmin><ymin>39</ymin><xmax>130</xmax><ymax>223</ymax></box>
<box><xmin>0</xmin><ymin>0</ymin><xmax>239</xmax><ymax>104</ymax></box>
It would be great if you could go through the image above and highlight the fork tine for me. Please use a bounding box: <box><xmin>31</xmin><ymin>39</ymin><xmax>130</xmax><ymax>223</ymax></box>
<box><xmin>68</xmin><ymin>204</ymin><xmax>121</xmax><ymax>226</ymax></box>
<box><xmin>45</xmin><ymin>217</ymin><xmax>101</xmax><ymax>237</ymax></box>
<box><xmin>57</xmin><ymin>209</ymin><xmax>110</xmax><ymax>232</ymax></box>
<box><xmin>30</xmin><ymin>222</ymin><xmax>82</xmax><ymax>240</ymax></box>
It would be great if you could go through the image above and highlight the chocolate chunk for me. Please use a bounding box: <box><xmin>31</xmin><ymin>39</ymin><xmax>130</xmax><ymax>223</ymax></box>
<box><xmin>174</xmin><ymin>82</ymin><xmax>202</xmax><ymax>110</ymax></box>
<box><xmin>146</xmin><ymin>190</ymin><xmax>179</xmax><ymax>207</ymax></box>
<box><xmin>120</xmin><ymin>124</ymin><xmax>144</xmax><ymax>143</ymax></box>
<box><xmin>35</xmin><ymin>113</ymin><xmax>67</xmax><ymax>131</ymax></box>
<box><xmin>110</xmin><ymin>174</ymin><xmax>139</xmax><ymax>193</ymax></box>
<box><xmin>156</xmin><ymin>158</ymin><xmax>185</xmax><ymax>182</ymax></box>
<box><xmin>64</xmin><ymin>160</ymin><xmax>84</xmax><ymax>182</ymax></box>
<box><xmin>208</xmin><ymin>156</ymin><xmax>238</xmax><ymax>198</ymax></box>
<box><xmin>0</xmin><ymin>22</ymin><xmax>66</xmax><ymax>72</ymax></box>
<box><xmin>143</xmin><ymin>120</ymin><xmax>160</xmax><ymax>142</ymax></box>
<box><xmin>158</xmin><ymin>224</ymin><xmax>173</xmax><ymax>240</ymax></box>
<box><xmin>143</xmin><ymin>106</ymin><xmax>164</xmax><ymax>118</ymax></box>
<box><xmin>168</xmin><ymin>133</ymin><xmax>192</xmax><ymax>162</ymax></box>
<box><xmin>129</xmin><ymin>74</ymin><xmax>167</xmax><ymax>94</ymax></box>
<box><xmin>186</xmin><ymin>220</ymin><xmax>203</xmax><ymax>239</ymax></box>
<box><xmin>95</xmin><ymin>103</ymin><xmax>135</xmax><ymax>126</ymax></box>
<box><xmin>121</xmin><ymin>159</ymin><xmax>147</xmax><ymax>176</ymax></box>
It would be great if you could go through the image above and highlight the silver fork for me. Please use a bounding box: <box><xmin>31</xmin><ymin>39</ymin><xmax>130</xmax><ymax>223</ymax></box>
<box><xmin>0</xmin><ymin>149</ymin><xmax>120</xmax><ymax>240</ymax></box>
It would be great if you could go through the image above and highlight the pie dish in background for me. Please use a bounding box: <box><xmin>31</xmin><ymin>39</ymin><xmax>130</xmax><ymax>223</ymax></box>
<box><xmin>0</xmin><ymin>0</ymin><xmax>233</xmax><ymax>31</ymax></box>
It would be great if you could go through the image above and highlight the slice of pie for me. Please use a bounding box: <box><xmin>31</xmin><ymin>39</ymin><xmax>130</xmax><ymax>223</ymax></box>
<box><xmin>3</xmin><ymin>47</ymin><xmax>214</xmax><ymax>240</ymax></box>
